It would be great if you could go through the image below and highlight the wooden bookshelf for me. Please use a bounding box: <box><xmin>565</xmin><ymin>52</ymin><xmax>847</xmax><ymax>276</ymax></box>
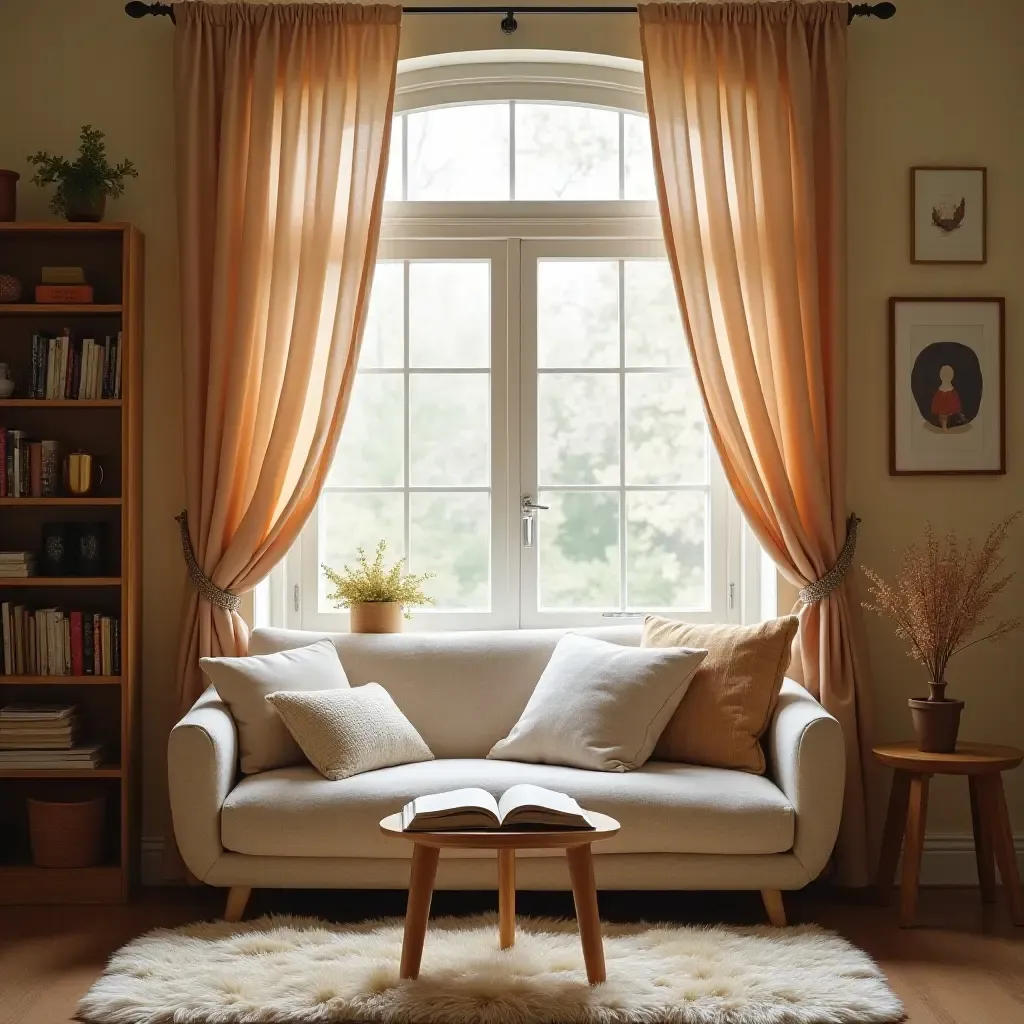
<box><xmin>0</xmin><ymin>222</ymin><xmax>142</xmax><ymax>904</ymax></box>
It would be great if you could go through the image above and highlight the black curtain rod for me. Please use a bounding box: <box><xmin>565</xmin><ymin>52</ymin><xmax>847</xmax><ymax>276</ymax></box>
<box><xmin>125</xmin><ymin>3</ymin><xmax>897</xmax><ymax>30</ymax></box>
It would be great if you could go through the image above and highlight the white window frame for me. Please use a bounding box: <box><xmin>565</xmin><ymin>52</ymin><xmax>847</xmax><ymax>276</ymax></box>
<box><xmin>265</xmin><ymin>52</ymin><xmax>768</xmax><ymax>633</ymax></box>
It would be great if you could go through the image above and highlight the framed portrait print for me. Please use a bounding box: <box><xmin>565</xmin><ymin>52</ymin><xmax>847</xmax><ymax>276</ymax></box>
<box><xmin>890</xmin><ymin>298</ymin><xmax>1004</xmax><ymax>475</ymax></box>
<box><xmin>911</xmin><ymin>167</ymin><xmax>987</xmax><ymax>263</ymax></box>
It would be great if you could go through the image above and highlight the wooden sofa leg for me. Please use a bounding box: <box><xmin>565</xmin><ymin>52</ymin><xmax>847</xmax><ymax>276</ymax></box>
<box><xmin>224</xmin><ymin>886</ymin><xmax>252</xmax><ymax>923</ymax></box>
<box><xmin>761</xmin><ymin>889</ymin><xmax>787</xmax><ymax>927</ymax></box>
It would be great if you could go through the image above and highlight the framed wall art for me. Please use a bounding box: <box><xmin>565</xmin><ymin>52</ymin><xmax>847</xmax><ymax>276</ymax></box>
<box><xmin>890</xmin><ymin>298</ymin><xmax>1004</xmax><ymax>475</ymax></box>
<box><xmin>911</xmin><ymin>166</ymin><xmax>987</xmax><ymax>263</ymax></box>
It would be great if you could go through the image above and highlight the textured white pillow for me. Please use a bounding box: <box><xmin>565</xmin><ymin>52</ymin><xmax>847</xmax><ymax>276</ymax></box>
<box><xmin>488</xmin><ymin>633</ymin><xmax>707</xmax><ymax>772</ymax></box>
<box><xmin>266</xmin><ymin>684</ymin><xmax>434</xmax><ymax>781</ymax></box>
<box><xmin>200</xmin><ymin>639</ymin><xmax>349</xmax><ymax>774</ymax></box>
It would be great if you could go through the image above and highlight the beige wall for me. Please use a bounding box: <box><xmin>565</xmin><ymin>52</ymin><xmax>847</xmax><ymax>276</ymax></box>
<box><xmin>0</xmin><ymin>0</ymin><xmax>1019</xmax><ymax>845</ymax></box>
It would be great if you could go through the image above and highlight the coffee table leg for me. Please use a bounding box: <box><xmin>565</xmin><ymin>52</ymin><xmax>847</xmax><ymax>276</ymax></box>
<box><xmin>566</xmin><ymin>844</ymin><xmax>605</xmax><ymax>984</ymax></box>
<box><xmin>875</xmin><ymin>769</ymin><xmax>911</xmax><ymax>905</ymax></box>
<box><xmin>981</xmin><ymin>774</ymin><xmax>1024</xmax><ymax>926</ymax></box>
<box><xmin>900</xmin><ymin>774</ymin><xmax>929</xmax><ymax>928</ymax></box>
<box><xmin>400</xmin><ymin>844</ymin><xmax>439</xmax><ymax>980</ymax></box>
<box><xmin>499</xmin><ymin>849</ymin><xmax>516</xmax><ymax>949</ymax></box>
<box><xmin>969</xmin><ymin>776</ymin><xmax>996</xmax><ymax>904</ymax></box>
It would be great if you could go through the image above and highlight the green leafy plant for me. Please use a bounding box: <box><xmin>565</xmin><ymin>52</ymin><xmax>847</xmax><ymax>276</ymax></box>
<box><xmin>322</xmin><ymin>540</ymin><xmax>434</xmax><ymax>617</ymax></box>
<box><xmin>28</xmin><ymin>125</ymin><xmax>137</xmax><ymax>216</ymax></box>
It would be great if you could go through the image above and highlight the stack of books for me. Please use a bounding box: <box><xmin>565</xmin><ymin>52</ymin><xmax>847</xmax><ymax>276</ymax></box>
<box><xmin>0</xmin><ymin>704</ymin><xmax>105</xmax><ymax>771</ymax></box>
<box><xmin>0</xmin><ymin>552</ymin><xmax>37</xmax><ymax>578</ymax></box>
<box><xmin>0</xmin><ymin>430</ymin><xmax>61</xmax><ymax>498</ymax></box>
<box><xmin>29</xmin><ymin>330</ymin><xmax>122</xmax><ymax>401</ymax></box>
<box><xmin>0</xmin><ymin>605</ymin><xmax>120</xmax><ymax>677</ymax></box>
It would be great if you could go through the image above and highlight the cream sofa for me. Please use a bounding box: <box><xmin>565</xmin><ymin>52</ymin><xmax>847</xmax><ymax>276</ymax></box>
<box><xmin>169</xmin><ymin>626</ymin><xmax>845</xmax><ymax>924</ymax></box>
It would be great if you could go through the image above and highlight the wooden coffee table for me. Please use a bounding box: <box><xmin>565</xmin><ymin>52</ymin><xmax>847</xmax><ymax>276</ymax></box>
<box><xmin>380</xmin><ymin>810</ymin><xmax>620</xmax><ymax>984</ymax></box>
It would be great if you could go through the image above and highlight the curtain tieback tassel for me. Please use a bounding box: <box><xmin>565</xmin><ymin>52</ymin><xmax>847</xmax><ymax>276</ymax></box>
<box><xmin>175</xmin><ymin>510</ymin><xmax>242</xmax><ymax>613</ymax></box>
<box><xmin>799</xmin><ymin>514</ymin><xmax>862</xmax><ymax>604</ymax></box>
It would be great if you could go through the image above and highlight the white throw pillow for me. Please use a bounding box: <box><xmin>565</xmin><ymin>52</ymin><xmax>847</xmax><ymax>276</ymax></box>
<box><xmin>487</xmin><ymin>633</ymin><xmax>707</xmax><ymax>772</ymax></box>
<box><xmin>266</xmin><ymin>684</ymin><xmax>434</xmax><ymax>781</ymax></box>
<box><xmin>200</xmin><ymin>639</ymin><xmax>349</xmax><ymax>774</ymax></box>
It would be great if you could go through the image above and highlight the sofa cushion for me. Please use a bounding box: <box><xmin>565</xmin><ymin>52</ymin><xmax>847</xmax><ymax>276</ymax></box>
<box><xmin>249</xmin><ymin>626</ymin><xmax>643</xmax><ymax>759</ymax></box>
<box><xmin>221</xmin><ymin>758</ymin><xmax>794</xmax><ymax>859</ymax></box>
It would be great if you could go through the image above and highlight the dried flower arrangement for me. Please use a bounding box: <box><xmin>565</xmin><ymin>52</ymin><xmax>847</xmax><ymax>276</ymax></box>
<box><xmin>322</xmin><ymin>540</ymin><xmax>434</xmax><ymax>618</ymax></box>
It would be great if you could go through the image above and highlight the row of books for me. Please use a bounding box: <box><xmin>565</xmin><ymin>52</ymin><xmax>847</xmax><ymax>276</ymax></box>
<box><xmin>0</xmin><ymin>431</ymin><xmax>60</xmax><ymax>498</ymax></box>
<box><xmin>28</xmin><ymin>330</ymin><xmax>122</xmax><ymax>401</ymax></box>
<box><xmin>0</xmin><ymin>552</ymin><xmax>37</xmax><ymax>579</ymax></box>
<box><xmin>0</xmin><ymin>605</ymin><xmax>120</xmax><ymax>677</ymax></box>
<box><xmin>0</xmin><ymin>703</ymin><xmax>104</xmax><ymax>769</ymax></box>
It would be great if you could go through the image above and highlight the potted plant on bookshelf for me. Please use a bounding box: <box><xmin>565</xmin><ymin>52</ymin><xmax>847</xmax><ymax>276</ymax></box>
<box><xmin>862</xmin><ymin>513</ymin><xmax>1021</xmax><ymax>753</ymax></box>
<box><xmin>322</xmin><ymin>540</ymin><xmax>434</xmax><ymax>633</ymax></box>
<box><xmin>27</xmin><ymin>125</ymin><xmax>137</xmax><ymax>222</ymax></box>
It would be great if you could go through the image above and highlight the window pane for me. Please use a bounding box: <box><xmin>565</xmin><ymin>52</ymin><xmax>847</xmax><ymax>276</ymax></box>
<box><xmin>624</xmin><ymin>113</ymin><xmax>657</xmax><ymax>200</ymax></box>
<box><xmin>537</xmin><ymin>260</ymin><xmax>618</xmax><ymax>368</ymax></box>
<box><xmin>361</xmin><ymin>262</ymin><xmax>404</xmax><ymax>369</ymax></box>
<box><xmin>329</xmin><ymin>374</ymin><xmax>404</xmax><ymax>487</ymax></box>
<box><xmin>626</xmin><ymin>490</ymin><xmax>706</xmax><ymax>609</ymax></box>
<box><xmin>539</xmin><ymin>490</ymin><xmax>619</xmax><ymax>609</ymax></box>
<box><xmin>409</xmin><ymin>262</ymin><xmax>490</xmax><ymax>368</ymax></box>
<box><xmin>410</xmin><ymin>491</ymin><xmax>490</xmax><ymax>610</ymax></box>
<box><xmin>539</xmin><ymin>373</ymin><xmax>619</xmax><ymax>485</ymax></box>
<box><xmin>384</xmin><ymin>117</ymin><xmax>403</xmax><ymax>201</ymax></box>
<box><xmin>625</xmin><ymin>372</ymin><xmax>707</xmax><ymax>485</ymax></box>
<box><xmin>410</xmin><ymin>373</ymin><xmax>489</xmax><ymax>487</ymax></box>
<box><xmin>407</xmin><ymin>104</ymin><xmax>510</xmax><ymax>201</ymax></box>
<box><xmin>515</xmin><ymin>104</ymin><xmax>619</xmax><ymax>201</ymax></box>
<box><xmin>624</xmin><ymin>260</ymin><xmax>685</xmax><ymax>367</ymax></box>
<box><xmin>318</xmin><ymin>491</ymin><xmax>405</xmax><ymax>611</ymax></box>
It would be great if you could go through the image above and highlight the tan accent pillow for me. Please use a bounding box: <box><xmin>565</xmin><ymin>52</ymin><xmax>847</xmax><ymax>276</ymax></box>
<box><xmin>487</xmin><ymin>632</ymin><xmax>707</xmax><ymax>772</ymax></box>
<box><xmin>642</xmin><ymin>615</ymin><xmax>799</xmax><ymax>774</ymax></box>
<box><xmin>266</xmin><ymin>683</ymin><xmax>434</xmax><ymax>781</ymax></box>
<box><xmin>200</xmin><ymin>639</ymin><xmax>349</xmax><ymax>774</ymax></box>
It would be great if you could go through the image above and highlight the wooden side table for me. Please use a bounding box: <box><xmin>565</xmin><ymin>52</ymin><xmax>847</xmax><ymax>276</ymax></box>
<box><xmin>873</xmin><ymin>742</ymin><xmax>1023</xmax><ymax>927</ymax></box>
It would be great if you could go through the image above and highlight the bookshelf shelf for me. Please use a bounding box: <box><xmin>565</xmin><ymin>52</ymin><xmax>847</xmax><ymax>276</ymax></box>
<box><xmin>0</xmin><ymin>497</ymin><xmax>122</xmax><ymax>506</ymax></box>
<box><xmin>0</xmin><ymin>577</ymin><xmax>122</xmax><ymax>587</ymax></box>
<box><xmin>0</xmin><ymin>304</ymin><xmax>123</xmax><ymax>315</ymax></box>
<box><xmin>0</xmin><ymin>222</ymin><xmax>141</xmax><ymax>905</ymax></box>
<box><xmin>0</xmin><ymin>675</ymin><xmax>121</xmax><ymax>685</ymax></box>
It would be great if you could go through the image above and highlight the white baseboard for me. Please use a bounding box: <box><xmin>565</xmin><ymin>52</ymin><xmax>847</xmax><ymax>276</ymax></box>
<box><xmin>140</xmin><ymin>833</ymin><xmax>1024</xmax><ymax>889</ymax></box>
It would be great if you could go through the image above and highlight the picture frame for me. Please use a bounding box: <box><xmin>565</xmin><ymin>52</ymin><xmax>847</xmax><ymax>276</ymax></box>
<box><xmin>910</xmin><ymin>167</ymin><xmax>987</xmax><ymax>264</ymax></box>
<box><xmin>890</xmin><ymin>297</ymin><xmax>1004</xmax><ymax>476</ymax></box>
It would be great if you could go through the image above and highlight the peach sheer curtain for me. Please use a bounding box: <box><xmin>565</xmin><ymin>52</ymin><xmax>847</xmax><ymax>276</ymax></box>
<box><xmin>639</xmin><ymin>1</ymin><xmax>872</xmax><ymax>885</ymax></box>
<box><xmin>173</xmin><ymin>2</ymin><xmax>401</xmax><ymax>712</ymax></box>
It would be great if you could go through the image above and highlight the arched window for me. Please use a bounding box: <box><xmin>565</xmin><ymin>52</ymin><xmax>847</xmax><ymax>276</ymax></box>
<box><xmin>293</xmin><ymin>53</ymin><xmax>740</xmax><ymax>631</ymax></box>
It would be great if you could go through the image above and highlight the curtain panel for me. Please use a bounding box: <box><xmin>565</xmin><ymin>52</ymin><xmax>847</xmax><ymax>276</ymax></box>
<box><xmin>639</xmin><ymin>1</ymin><xmax>873</xmax><ymax>885</ymax></box>
<box><xmin>173</xmin><ymin>1</ymin><xmax>401</xmax><ymax>713</ymax></box>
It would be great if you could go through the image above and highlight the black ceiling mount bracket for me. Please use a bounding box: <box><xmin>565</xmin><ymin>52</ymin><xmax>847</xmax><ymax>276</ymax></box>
<box><xmin>500</xmin><ymin>11</ymin><xmax>519</xmax><ymax>35</ymax></box>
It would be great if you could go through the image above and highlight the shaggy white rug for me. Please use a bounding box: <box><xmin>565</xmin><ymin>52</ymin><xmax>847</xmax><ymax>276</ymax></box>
<box><xmin>77</xmin><ymin>914</ymin><xmax>904</xmax><ymax>1024</ymax></box>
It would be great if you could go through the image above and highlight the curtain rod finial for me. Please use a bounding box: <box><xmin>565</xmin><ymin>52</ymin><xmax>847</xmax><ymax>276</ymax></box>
<box><xmin>125</xmin><ymin>1</ymin><xmax>175</xmax><ymax>21</ymax></box>
<box><xmin>849</xmin><ymin>2</ymin><xmax>897</xmax><ymax>22</ymax></box>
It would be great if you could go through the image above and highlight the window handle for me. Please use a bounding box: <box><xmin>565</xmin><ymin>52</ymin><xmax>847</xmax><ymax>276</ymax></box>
<box><xmin>521</xmin><ymin>495</ymin><xmax>549</xmax><ymax>548</ymax></box>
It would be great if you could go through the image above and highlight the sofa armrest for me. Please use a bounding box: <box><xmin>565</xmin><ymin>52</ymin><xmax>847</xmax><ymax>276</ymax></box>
<box><xmin>167</xmin><ymin>685</ymin><xmax>238</xmax><ymax>881</ymax></box>
<box><xmin>766</xmin><ymin>679</ymin><xmax>845</xmax><ymax>883</ymax></box>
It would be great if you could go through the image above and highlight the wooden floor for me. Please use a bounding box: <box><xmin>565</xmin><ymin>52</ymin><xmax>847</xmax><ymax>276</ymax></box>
<box><xmin>0</xmin><ymin>887</ymin><xmax>1021</xmax><ymax>1023</ymax></box>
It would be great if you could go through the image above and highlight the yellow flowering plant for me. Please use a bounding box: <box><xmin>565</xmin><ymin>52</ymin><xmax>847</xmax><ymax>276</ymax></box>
<box><xmin>322</xmin><ymin>540</ymin><xmax>434</xmax><ymax>618</ymax></box>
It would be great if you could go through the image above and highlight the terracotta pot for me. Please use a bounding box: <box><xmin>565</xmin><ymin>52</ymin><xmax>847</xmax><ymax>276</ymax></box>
<box><xmin>909</xmin><ymin>690</ymin><xmax>964</xmax><ymax>753</ymax></box>
<box><xmin>28</xmin><ymin>794</ymin><xmax>105</xmax><ymax>868</ymax></box>
<box><xmin>0</xmin><ymin>170</ymin><xmax>18</xmax><ymax>221</ymax></box>
<box><xmin>65</xmin><ymin>189</ymin><xmax>106</xmax><ymax>223</ymax></box>
<box><xmin>349</xmin><ymin>601</ymin><xmax>403</xmax><ymax>633</ymax></box>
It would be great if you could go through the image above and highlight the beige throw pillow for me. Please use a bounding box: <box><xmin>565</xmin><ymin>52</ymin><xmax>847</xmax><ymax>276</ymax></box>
<box><xmin>266</xmin><ymin>684</ymin><xmax>434</xmax><ymax>781</ymax></box>
<box><xmin>487</xmin><ymin>633</ymin><xmax>707</xmax><ymax>772</ymax></box>
<box><xmin>642</xmin><ymin>615</ymin><xmax>799</xmax><ymax>774</ymax></box>
<box><xmin>200</xmin><ymin>639</ymin><xmax>349</xmax><ymax>774</ymax></box>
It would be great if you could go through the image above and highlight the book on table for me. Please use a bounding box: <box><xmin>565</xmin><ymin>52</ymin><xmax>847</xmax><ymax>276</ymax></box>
<box><xmin>400</xmin><ymin>785</ymin><xmax>594</xmax><ymax>832</ymax></box>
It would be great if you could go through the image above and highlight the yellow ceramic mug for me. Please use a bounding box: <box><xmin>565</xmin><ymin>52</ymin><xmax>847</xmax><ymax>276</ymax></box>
<box><xmin>64</xmin><ymin>452</ymin><xmax>104</xmax><ymax>496</ymax></box>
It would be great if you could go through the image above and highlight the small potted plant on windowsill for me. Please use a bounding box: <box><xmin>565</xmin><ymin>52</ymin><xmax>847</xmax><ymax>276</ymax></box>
<box><xmin>28</xmin><ymin>125</ymin><xmax>137</xmax><ymax>222</ymax></box>
<box><xmin>862</xmin><ymin>513</ymin><xmax>1020</xmax><ymax>753</ymax></box>
<box><xmin>322</xmin><ymin>540</ymin><xmax>434</xmax><ymax>633</ymax></box>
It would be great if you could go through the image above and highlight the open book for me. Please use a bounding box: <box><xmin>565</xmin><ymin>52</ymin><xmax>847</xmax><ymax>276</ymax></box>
<box><xmin>400</xmin><ymin>785</ymin><xmax>594</xmax><ymax>832</ymax></box>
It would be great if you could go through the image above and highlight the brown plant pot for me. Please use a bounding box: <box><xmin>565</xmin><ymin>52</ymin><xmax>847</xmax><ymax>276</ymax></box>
<box><xmin>28</xmin><ymin>793</ymin><xmax>105</xmax><ymax>868</ymax></box>
<box><xmin>65</xmin><ymin>189</ymin><xmax>106</xmax><ymax>223</ymax></box>
<box><xmin>349</xmin><ymin>601</ymin><xmax>403</xmax><ymax>633</ymax></box>
<box><xmin>0</xmin><ymin>170</ymin><xmax>18</xmax><ymax>222</ymax></box>
<box><xmin>909</xmin><ymin>696</ymin><xmax>964</xmax><ymax>753</ymax></box>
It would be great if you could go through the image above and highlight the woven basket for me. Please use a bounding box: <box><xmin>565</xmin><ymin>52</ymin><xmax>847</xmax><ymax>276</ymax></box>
<box><xmin>28</xmin><ymin>793</ymin><xmax>105</xmax><ymax>868</ymax></box>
